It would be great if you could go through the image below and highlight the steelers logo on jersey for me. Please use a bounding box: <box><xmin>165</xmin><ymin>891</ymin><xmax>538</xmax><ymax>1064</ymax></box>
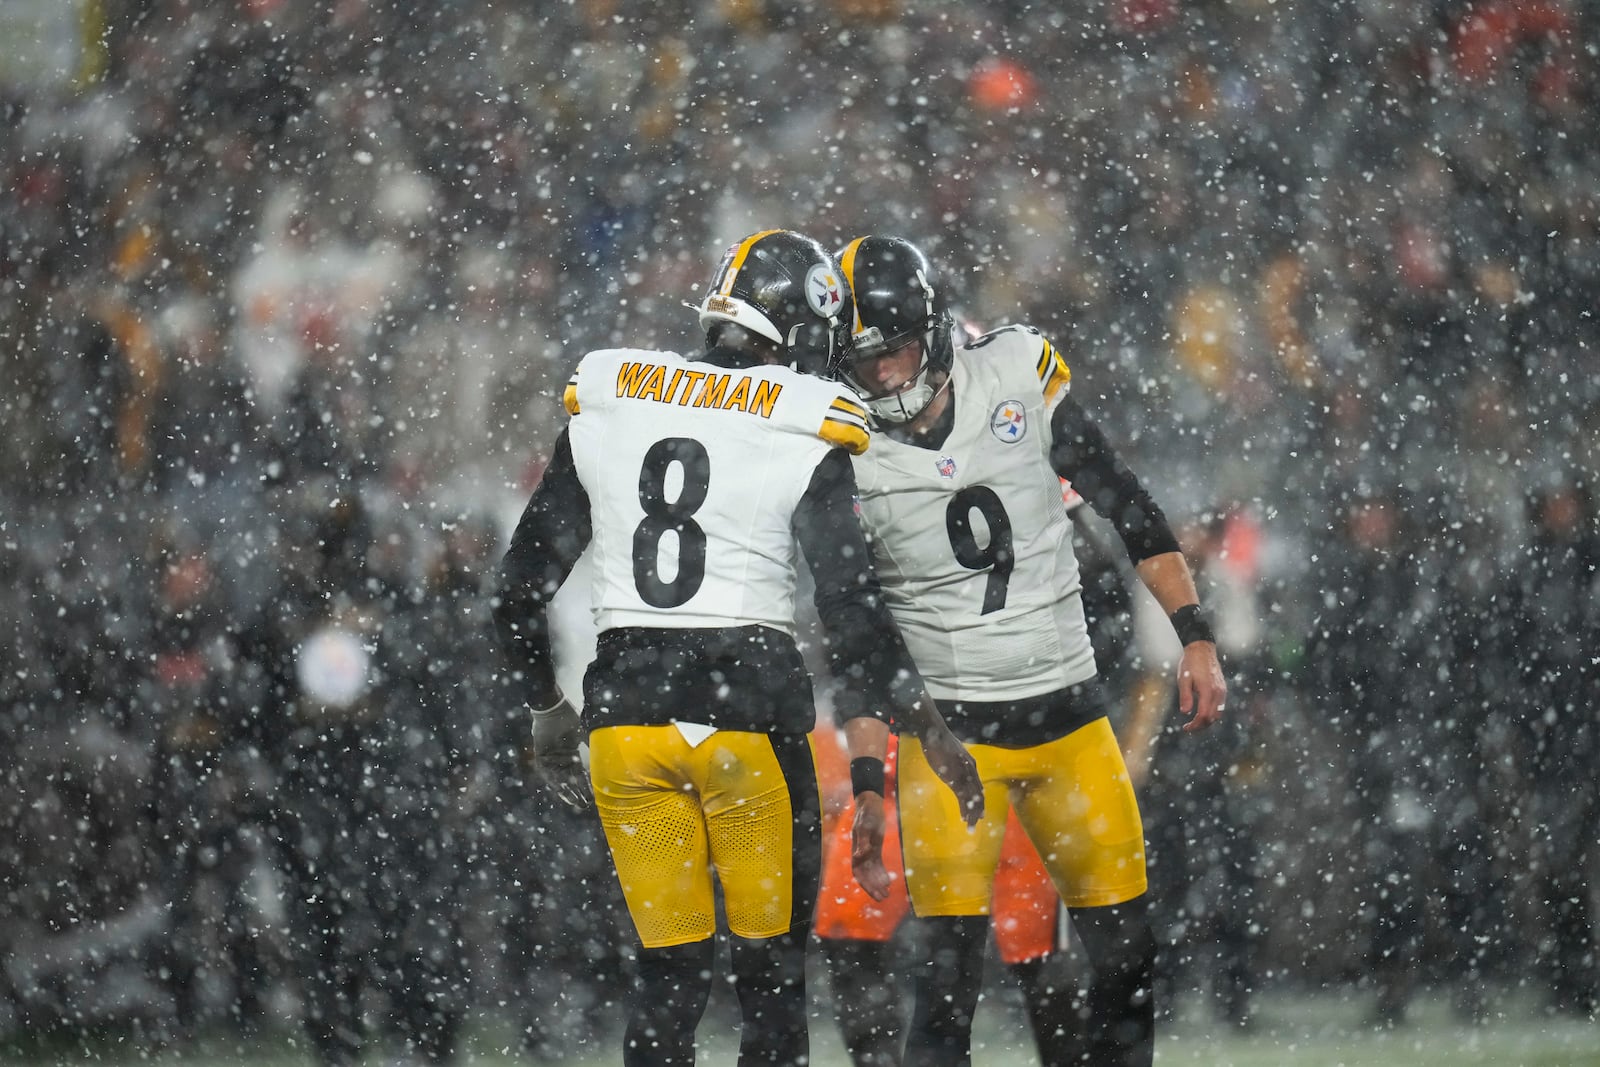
<box><xmin>990</xmin><ymin>400</ymin><xmax>1027</xmax><ymax>443</ymax></box>
<box><xmin>806</xmin><ymin>264</ymin><xmax>845</xmax><ymax>319</ymax></box>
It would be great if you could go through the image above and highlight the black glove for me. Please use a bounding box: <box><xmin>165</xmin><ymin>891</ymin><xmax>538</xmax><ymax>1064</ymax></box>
<box><xmin>528</xmin><ymin>698</ymin><xmax>590</xmax><ymax>810</ymax></box>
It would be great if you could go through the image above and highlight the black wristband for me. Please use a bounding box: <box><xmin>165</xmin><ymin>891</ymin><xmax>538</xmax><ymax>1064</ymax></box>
<box><xmin>850</xmin><ymin>757</ymin><xmax>886</xmax><ymax>797</ymax></box>
<box><xmin>1170</xmin><ymin>604</ymin><xmax>1215</xmax><ymax>646</ymax></box>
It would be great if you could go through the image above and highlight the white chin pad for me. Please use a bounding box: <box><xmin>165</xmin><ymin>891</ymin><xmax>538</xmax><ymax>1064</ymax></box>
<box><xmin>864</xmin><ymin>381</ymin><xmax>934</xmax><ymax>424</ymax></box>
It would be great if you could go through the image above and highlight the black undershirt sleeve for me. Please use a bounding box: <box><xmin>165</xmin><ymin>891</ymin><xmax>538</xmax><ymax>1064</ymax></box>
<box><xmin>792</xmin><ymin>448</ymin><xmax>926</xmax><ymax>727</ymax></box>
<box><xmin>494</xmin><ymin>427</ymin><xmax>593</xmax><ymax>709</ymax></box>
<box><xmin>1048</xmin><ymin>394</ymin><xmax>1180</xmax><ymax>565</ymax></box>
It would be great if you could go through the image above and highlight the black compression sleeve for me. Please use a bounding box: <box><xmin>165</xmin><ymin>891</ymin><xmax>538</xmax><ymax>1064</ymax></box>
<box><xmin>493</xmin><ymin>428</ymin><xmax>593</xmax><ymax>709</ymax></box>
<box><xmin>793</xmin><ymin>449</ymin><xmax>926</xmax><ymax>726</ymax></box>
<box><xmin>1049</xmin><ymin>395</ymin><xmax>1180</xmax><ymax>565</ymax></box>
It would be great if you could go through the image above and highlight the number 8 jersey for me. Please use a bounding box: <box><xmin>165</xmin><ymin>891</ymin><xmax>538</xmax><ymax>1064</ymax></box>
<box><xmin>565</xmin><ymin>347</ymin><xmax>870</xmax><ymax>634</ymax></box>
<box><xmin>849</xmin><ymin>327</ymin><xmax>1097</xmax><ymax>703</ymax></box>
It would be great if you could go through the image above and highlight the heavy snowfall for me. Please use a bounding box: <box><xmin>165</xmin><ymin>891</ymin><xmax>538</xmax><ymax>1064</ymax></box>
<box><xmin>1</xmin><ymin>1</ymin><xmax>1596</xmax><ymax>1064</ymax></box>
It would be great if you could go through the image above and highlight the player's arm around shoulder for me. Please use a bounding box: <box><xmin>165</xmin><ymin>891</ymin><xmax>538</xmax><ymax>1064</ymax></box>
<box><xmin>809</xmin><ymin>378</ymin><xmax>872</xmax><ymax>456</ymax></box>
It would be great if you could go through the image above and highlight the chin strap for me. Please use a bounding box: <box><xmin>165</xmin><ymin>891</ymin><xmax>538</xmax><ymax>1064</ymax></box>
<box><xmin>866</xmin><ymin>368</ymin><xmax>950</xmax><ymax>426</ymax></box>
<box><xmin>865</xmin><ymin>383</ymin><xmax>931</xmax><ymax>425</ymax></box>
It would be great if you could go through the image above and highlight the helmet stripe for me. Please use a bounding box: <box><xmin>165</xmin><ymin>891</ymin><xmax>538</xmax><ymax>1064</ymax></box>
<box><xmin>838</xmin><ymin>237</ymin><xmax>868</xmax><ymax>334</ymax></box>
<box><xmin>719</xmin><ymin>228</ymin><xmax>785</xmax><ymax>296</ymax></box>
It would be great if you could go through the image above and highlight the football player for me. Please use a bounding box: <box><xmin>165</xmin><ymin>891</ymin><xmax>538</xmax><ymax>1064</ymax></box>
<box><xmin>813</xmin><ymin>724</ymin><xmax>1073</xmax><ymax>1067</ymax></box>
<box><xmin>494</xmin><ymin>229</ymin><xmax>983</xmax><ymax>1067</ymax></box>
<box><xmin>829</xmin><ymin>235</ymin><xmax>1227</xmax><ymax>1067</ymax></box>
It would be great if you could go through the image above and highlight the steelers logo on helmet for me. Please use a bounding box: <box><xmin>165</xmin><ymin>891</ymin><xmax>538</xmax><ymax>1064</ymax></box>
<box><xmin>806</xmin><ymin>264</ymin><xmax>845</xmax><ymax>320</ymax></box>
<box><xmin>693</xmin><ymin>230</ymin><xmax>853</xmax><ymax>375</ymax></box>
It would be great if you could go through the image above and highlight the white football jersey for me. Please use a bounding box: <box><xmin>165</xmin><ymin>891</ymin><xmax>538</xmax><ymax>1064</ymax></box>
<box><xmin>564</xmin><ymin>347</ymin><xmax>870</xmax><ymax>635</ymax></box>
<box><xmin>850</xmin><ymin>326</ymin><xmax>1096</xmax><ymax>702</ymax></box>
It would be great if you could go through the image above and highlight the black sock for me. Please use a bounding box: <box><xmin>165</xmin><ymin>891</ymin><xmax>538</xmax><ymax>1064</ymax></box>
<box><xmin>1067</xmin><ymin>898</ymin><xmax>1157</xmax><ymax>1067</ymax></box>
<box><xmin>730</xmin><ymin>929</ymin><xmax>810</xmax><ymax>1066</ymax></box>
<box><xmin>905</xmin><ymin>915</ymin><xmax>988</xmax><ymax>1067</ymax></box>
<box><xmin>625</xmin><ymin>939</ymin><xmax>715</xmax><ymax>1067</ymax></box>
<box><xmin>1011</xmin><ymin>954</ymin><xmax>1076</xmax><ymax>1067</ymax></box>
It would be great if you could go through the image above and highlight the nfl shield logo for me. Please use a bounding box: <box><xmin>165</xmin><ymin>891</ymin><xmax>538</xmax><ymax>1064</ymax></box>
<box><xmin>990</xmin><ymin>400</ymin><xmax>1027</xmax><ymax>443</ymax></box>
<box><xmin>936</xmin><ymin>456</ymin><xmax>958</xmax><ymax>478</ymax></box>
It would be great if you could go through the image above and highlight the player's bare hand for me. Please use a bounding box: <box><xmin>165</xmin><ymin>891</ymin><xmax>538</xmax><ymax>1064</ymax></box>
<box><xmin>529</xmin><ymin>699</ymin><xmax>592</xmax><ymax>809</ymax></box>
<box><xmin>918</xmin><ymin>722</ymin><xmax>984</xmax><ymax>827</ymax></box>
<box><xmin>850</xmin><ymin>791</ymin><xmax>892</xmax><ymax>901</ymax></box>
<box><xmin>1177</xmin><ymin>642</ymin><xmax>1227</xmax><ymax>733</ymax></box>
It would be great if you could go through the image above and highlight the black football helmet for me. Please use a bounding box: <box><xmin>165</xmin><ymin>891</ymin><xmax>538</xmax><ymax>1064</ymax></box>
<box><xmin>693</xmin><ymin>229</ymin><xmax>853</xmax><ymax>374</ymax></box>
<box><xmin>833</xmin><ymin>235</ymin><xmax>955</xmax><ymax>423</ymax></box>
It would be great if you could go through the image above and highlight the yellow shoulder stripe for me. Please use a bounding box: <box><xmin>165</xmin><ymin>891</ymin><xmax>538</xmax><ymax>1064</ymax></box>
<box><xmin>1037</xmin><ymin>339</ymin><xmax>1071</xmax><ymax>403</ymax></box>
<box><xmin>820</xmin><ymin>391</ymin><xmax>871</xmax><ymax>453</ymax></box>
<box><xmin>819</xmin><ymin>418</ymin><xmax>870</xmax><ymax>455</ymax></box>
<box><xmin>830</xmin><ymin>395</ymin><xmax>868</xmax><ymax>420</ymax></box>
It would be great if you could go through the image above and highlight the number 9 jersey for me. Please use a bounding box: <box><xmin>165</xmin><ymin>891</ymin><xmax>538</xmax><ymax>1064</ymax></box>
<box><xmin>849</xmin><ymin>326</ymin><xmax>1097</xmax><ymax>703</ymax></box>
<box><xmin>565</xmin><ymin>346</ymin><xmax>871</xmax><ymax>635</ymax></box>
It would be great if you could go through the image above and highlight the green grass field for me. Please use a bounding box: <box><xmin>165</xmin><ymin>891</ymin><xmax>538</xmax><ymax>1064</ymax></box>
<box><xmin>820</xmin><ymin>986</ymin><xmax>1599</xmax><ymax>1067</ymax></box>
<box><xmin>540</xmin><ymin>985</ymin><xmax>1600</xmax><ymax>1067</ymax></box>
<box><xmin>5</xmin><ymin>987</ymin><xmax>1596</xmax><ymax>1066</ymax></box>
<box><xmin>691</xmin><ymin>990</ymin><xmax>1598</xmax><ymax>1067</ymax></box>
<box><xmin>1143</xmin><ymin>988</ymin><xmax>1600</xmax><ymax>1067</ymax></box>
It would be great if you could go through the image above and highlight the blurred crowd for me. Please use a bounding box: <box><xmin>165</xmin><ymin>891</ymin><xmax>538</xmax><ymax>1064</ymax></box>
<box><xmin>2</xmin><ymin>0</ymin><xmax>1597</xmax><ymax>1056</ymax></box>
